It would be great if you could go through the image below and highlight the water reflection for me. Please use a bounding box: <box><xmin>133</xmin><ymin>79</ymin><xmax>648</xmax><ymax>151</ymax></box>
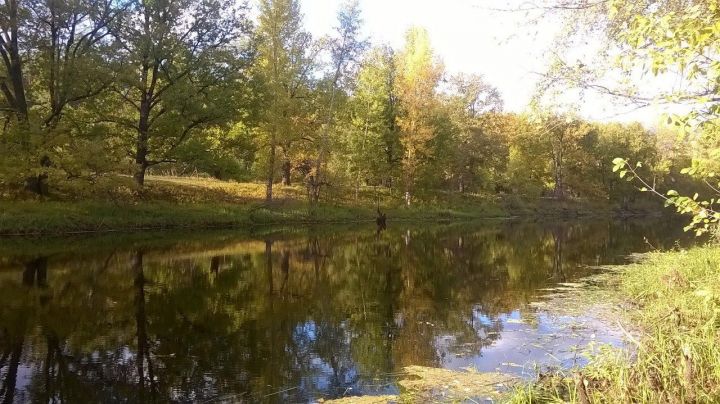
<box><xmin>0</xmin><ymin>218</ymin><xmax>698</xmax><ymax>402</ymax></box>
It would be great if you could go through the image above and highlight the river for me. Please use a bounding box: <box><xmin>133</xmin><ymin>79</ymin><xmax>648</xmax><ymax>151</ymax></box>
<box><xmin>0</xmin><ymin>217</ymin><xmax>699</xmax><ymax>402</ymax></box>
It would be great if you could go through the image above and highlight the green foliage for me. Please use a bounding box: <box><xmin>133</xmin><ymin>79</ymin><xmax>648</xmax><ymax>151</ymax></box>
<box><xmin>339</xmin><ymin>46</ymin><xmax>400</xmax><ymax>187</ymax></box>
<box><xmin>171</xmin><ymin>124</ymin><xmax>257</xmax><ymax>181</ymax></box>
<box><xmin>605</xmin><ymin>0</ymin><xmax>720</xmax><ymax>234</ymax></box>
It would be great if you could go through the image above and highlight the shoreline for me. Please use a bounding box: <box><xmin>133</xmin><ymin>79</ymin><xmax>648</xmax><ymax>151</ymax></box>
<box><xmin>0</xmin><ymin>199</ymin><xmax>657</xmax><ymax>237</ymax></box>
<box><xmin>511</xmin><ymin>245</ymin><xmax>720</xmax><ymax>402</ymax></box>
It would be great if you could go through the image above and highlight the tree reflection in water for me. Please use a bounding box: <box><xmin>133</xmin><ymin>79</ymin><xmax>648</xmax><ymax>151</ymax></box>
<box><xmin>0</xmin><ymin>218</ymin><xmax>697</xmax><ymax>402</ymax></box>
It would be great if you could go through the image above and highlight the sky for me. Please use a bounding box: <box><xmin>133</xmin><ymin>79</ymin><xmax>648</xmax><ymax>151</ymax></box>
<box><xmin>299</xmin><ymin>0</ymin><xmax>669</xmax><ymax>126</ymax></box>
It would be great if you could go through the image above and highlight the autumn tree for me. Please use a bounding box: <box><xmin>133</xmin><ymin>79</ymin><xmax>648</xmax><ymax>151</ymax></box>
<box><xmin>394</xmin><ymin>27</ymin><xmax>443</xmax><ymax>196</ymax></box>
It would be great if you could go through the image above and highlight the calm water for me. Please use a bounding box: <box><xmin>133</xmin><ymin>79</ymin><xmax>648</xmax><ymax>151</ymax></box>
<box><xmin>0</xmin><ymin>218</ymin><xmax>699</xmax><ymax>402</ymax></box>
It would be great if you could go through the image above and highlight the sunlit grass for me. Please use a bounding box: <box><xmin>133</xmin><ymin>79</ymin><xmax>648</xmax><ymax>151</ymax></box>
<box><xmin>0</xmin><ymin>175</ymin><xmax>629</xmax><ymax>235</ymax></box>
<box><xmin>510</xmin><ymin>246</ymin><xmax>720</xmax><ymax>403</ymax></box>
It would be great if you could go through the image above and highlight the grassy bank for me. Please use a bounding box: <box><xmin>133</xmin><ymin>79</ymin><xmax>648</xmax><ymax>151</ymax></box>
<box><xmin>512</xmin><ymin>245</ymin><xmax>720</xmax><ymax>403</ymax></box>
<box><xmin>0</xmin><ymin>175</ymin><xmax>646</xmax><ymax>235</ymax></box>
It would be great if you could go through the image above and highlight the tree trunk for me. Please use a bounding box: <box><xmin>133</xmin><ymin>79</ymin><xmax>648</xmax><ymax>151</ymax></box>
<box><xmin>134</xmin><ymin>84</ymin><xmax>151</xmax><ymax>186</ymax></box>
<box><xmin>133</xmin><ymin>8</ymin><xmax>159</xmax><ymax>189</ymax></box>
<box><xmin>553</xmin><ymin>153</ymin><xmax>564</xmax><ymax>199</ymax></box>
<box><xmin>281</xmin><ymin>159</ymin><xmax>291</xmax><ymax>186</ymax></box>
<box><xmin>134</xmin><ymin>163</ymin><xmax>147</xmax><ymax>187</ymax></box>
<box><xmin>1</xmin><ymin>0</ymin><xmax>29</xmax><ymax>122</ymax></box>
<box><xmin>308</xmin><ymin>176</ymin><xmax>320</xmax><ymax>204</ymax></box>
<box><xmin>135</xmin><ymin>82</ymin><xmax>152</xmax><ymax>187</ymax></box>
<box><xmin>553</xmin><ymin>170</ymin><xmax>564</xmax><ymax>199</ymax></box>
<box><xmin>552</xmin><ymin>133</ymin><xmax>565</xmax><ymax>199</ymax></box>
<box><xmin>266</xmin><ymin>140</ymin><xmax>276</xmax><ymax>202</ymax></box>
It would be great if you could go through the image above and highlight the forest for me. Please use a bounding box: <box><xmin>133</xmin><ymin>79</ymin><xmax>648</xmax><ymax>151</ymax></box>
<box><xmin>0</xmin><ymin>0</ymin><xmax>702</xmax><ymax>216</ymax></box>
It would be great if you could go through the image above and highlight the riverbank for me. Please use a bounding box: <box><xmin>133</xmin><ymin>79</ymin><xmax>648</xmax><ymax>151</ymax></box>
<box><xmin>512</xmin><ymin>245</ymin><xmax>720</xmax><ymax>403</ymax></box>
<box><xmin>0</xmin><ymin>175</ymin><xmax>651</xmax><ymax>236</ymax></box>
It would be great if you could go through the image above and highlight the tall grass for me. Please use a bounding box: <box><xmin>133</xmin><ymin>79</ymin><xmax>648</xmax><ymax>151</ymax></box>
<box><xmin>511</xmin><ymin>246</ymin><xmax>720</xmax><ymax>403</ymax></box>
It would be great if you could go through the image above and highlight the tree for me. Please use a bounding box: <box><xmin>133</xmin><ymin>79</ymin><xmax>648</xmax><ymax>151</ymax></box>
<box><xmin>443</xmin><ymin>73</ymin><xmax>504</xmax><ymax>193</ymax></box>
<box><xmin>341</xmin><ymin>45</ymin><xmax>399</xmax><ymax>195</ymax></box>
<box><xmin>255</xmin><ymin>0</ymin><xmax>316</xmax><ymax>202</ymax></box>
<box><xmin>105</xmin><ymin>0</ymin><xmax>250</xmax><ymax>187</ymax></box>
<box><xmin>0</xmin><ymin>0</ymin><xmax>121</xmax><ymax>192</ymax></box>
<box><xmin>394</xmin><ymin>27</ymin><xmax>443</xmax><ymax>196</ymax></box>
<box><xmin>543</xmin><ymin>115</ymin><xmax>591</xmax><ymax>199</ymax></box>
<box><xmin>307</xmin><ymin>0</ymin><xmax>366</xmax><ymax>203</ymax></box>
<box><xmin>580</xmin><ymin>122</ymin><xmax>658</xmax><ymax>203</ymax></box>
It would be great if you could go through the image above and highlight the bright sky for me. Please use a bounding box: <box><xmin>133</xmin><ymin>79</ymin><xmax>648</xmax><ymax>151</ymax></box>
<box><xmin>300</xmin><ymin>0</ymin><xmax>668</xmax><ymax>126</ymax></box>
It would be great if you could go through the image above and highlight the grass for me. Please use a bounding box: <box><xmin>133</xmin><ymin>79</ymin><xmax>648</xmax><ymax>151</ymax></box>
<box><xmin>510</xmin><ymin>245</ymin><xmax>720</xmax><ymax>403</ymax></box>
<box><xmin>0</xmin><ymin>175</ymin><xmax>646</xmax><ymax>235</ymax></box>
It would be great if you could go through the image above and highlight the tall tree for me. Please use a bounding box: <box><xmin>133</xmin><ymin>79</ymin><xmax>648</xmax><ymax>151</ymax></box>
<box><xmin>394</xmin><ymin>27</ymin><xmax>443</xmax><ymax>195</ymax></box>
<box><xmin>106</xmin><ymin>0</ymin><xmax>250</xmax><ymax>186</ymax></box>
<box><xmin>306</xmin><ymin>0</ymin><xmax>365</xmax><ymax>203</ymax></box>
<box><xmin>343</xmin><ymin>45</ymin><xmax>400</xmax><ymax>193</ymax></box>
<box><xmin>255</xmin><ymin>0</ymin><xmax>314</xmax><ymax>202</ymax></box>
<box><xmin>534</xmin><ymin>114</ymin><xmax>592</xmax><ymax>199</ymax></box>
<box><xmin>444</xmin><ymin>73</ymin><xmax>504</xmax><ymax>192</ymax></box>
